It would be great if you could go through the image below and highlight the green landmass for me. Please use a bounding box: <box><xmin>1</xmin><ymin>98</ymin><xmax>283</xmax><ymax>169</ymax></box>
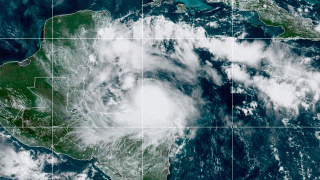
<box><xmin>146</xmin><ymin>0</ymin><xmax>163</xmax><ymax>7</ymax></box>
<box><xmin>208</xmin><ymin>0</ymin><xmax>320</xmax><ymax>39</ymax></box>
<box><xmin>0</xmin><ymin>10</ymin><xmax>172</xmax><ymax>180</ymax></box>
<box><xmin>176</xmin><ymin>4</ymin><xmax>187</xmax><ymax>13</ymax></box>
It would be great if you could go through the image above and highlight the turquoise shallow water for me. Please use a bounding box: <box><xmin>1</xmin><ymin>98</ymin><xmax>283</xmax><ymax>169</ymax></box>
<box><xmin>175</xmin><ymin>0</ymin><xmax>213</xmax><ymax>11</ymax></box>
<box><xmin>305</xmin><ymin>0</ymin><xmax>316</xmax><ymax>4</ymax></box>
<box><xmin>274</xmin><ymin>0</ymin><xmax>314</xmax><ymax>4</ymax></box>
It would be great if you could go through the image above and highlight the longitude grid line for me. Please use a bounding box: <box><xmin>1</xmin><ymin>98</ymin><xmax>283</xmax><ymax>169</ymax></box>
<box><xmin>231</xmin><ymin>1</ymin><xmax>234</xmax><ymax>180</ymax></box>
<box><xmin>141</xmin><ymin>0</ymin><xmax>144</xmax><ymax>179</ymax></box>
<box><xmin>51</xmin><ymin>0</ymin><xmax>54</xmax><ymax>178</ymax></box>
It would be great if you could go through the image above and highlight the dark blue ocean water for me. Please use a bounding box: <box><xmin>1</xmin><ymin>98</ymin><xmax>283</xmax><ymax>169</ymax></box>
<box><xmin>168</xmin><ymin>128</ymin><xmax>232</xmax><ymax>180</ymax></box>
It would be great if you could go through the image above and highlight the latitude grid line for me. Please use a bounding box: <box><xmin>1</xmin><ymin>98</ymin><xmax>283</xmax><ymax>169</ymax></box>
<box><xmin>3</xmin><ymin>37</ymin><xmax>320</xmax><ymax>40</ymax></box>
<box><xmin>1</xmin><ymin>3</ymin><xmax>319</xmax><ymax>180</ymax></box>
<box><xmin>4</xmin><ymin>126</ymin><xmax>320</xmax><ymax>129</ymax></box>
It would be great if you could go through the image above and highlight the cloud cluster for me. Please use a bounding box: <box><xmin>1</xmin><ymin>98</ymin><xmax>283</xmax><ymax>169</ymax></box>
<box><xmin>71</xmin><ymin>16</ymin><xmax>212</xmax><ymax>132</ymax></box>
<box><xmin>59</xmin><ymin>14</ymin><xmax>320</xmax><ymax>159</ymax></box>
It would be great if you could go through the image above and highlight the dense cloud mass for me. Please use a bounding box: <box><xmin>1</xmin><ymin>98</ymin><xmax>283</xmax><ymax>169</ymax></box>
<box><xmin>51</xmin><ymin>13</ymin><xmax>320</xmax><ymax>153</ymax></box>
<box><xmin>77</xmin><ymin>15</ymin><xmax>320</xmax><ymax>129</ymax></box>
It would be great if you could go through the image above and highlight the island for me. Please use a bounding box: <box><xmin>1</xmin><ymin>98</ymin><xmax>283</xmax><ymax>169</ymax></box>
<box><xmin>208</xmin><ymin>0</ymin><xmax>320</xmax><ymax>39</ymax></box>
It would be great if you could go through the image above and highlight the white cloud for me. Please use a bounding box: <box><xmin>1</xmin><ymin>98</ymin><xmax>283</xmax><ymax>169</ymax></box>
<box><xmin>97</xmin><ymin>20</ymin><xmax>142</xmax><ymax>39</ymax></box>
<box><xmin>121</xmin><ymin>74</ymin><xmax>135</xmax><ymax>90</ymax></box>
<box><xmin>143</xmin><ymin>15</ymin><xmax>207</xmax><ymax>39</ymax></box>
<box><xmin>225</xmin><ymin>64</ymin><xmax>251</xmax><ymax>83</ymax></box>
<box><xmin>206</xmin><ymin>21</ymin><xmax>218</xmax><ymax>28</ymax></box>
<box><xmin>232</xmin><ymin>40</ymin><xmax>266</xmax><ymax>66</ymax></box>
<box><xmin>0</xmin><ymin>145</ymin><xmax>54</xmax><ymax>179</ymax></box>
<box><xmin>203</xmin><ymin>66</ymin><xmax>223</xmax><ymax>86</ymax></box>
<box><xmin>260</xmin><ymin>79</ymin><xmax>297</xmax><ymax>108</ymax></box>
<box><xmin>314</xmin><ymin>24</ymin><xmax>320</xmax><ymax>33</ymax></box>
<box><xmin>197</xmin><ymin>38</ymin><xmax>266</xmax><ymax>67</ymax></box>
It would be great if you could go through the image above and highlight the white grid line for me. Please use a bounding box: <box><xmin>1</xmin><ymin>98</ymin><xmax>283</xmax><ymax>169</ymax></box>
<box><xmin>0</xmin><ymin>36</ymin><xmax>320</xmax><ymax>40</ymax></box>
<box><xmin>5</xmin><ymin>126</ymin><xmax>320</xmax><ymax>129</ymax></box>
<box><xmin>51</xmin><ymin>0</ymin><xmax>54</xmax><ymax>178</ymax></box>
<box><xmin>231</xmin><ymin>1</ymin><xmax>234</xmax><ymax>179</ymax></box>
<box><xmin>1</xmin><ymin>37</ymin><xmax>320</xmax><ymax>40</ymax></box>
<box><xmin>142</xmin><ymin>0</ymin><xmax>144</xmax><ymax>179</ymax></box>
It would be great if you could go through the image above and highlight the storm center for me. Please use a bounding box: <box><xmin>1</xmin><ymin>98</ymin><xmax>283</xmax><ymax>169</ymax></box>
<box><xmin>134</xmin><ymin>82</ymin><xmax>174</xmax><ymax>129</ymax></box>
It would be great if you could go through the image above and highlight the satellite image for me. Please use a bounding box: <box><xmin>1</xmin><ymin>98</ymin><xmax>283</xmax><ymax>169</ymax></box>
<box><xmin>1</xmin><ymin>0</ymin><xmax>320</xmax><ymax>179</ymax></box>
